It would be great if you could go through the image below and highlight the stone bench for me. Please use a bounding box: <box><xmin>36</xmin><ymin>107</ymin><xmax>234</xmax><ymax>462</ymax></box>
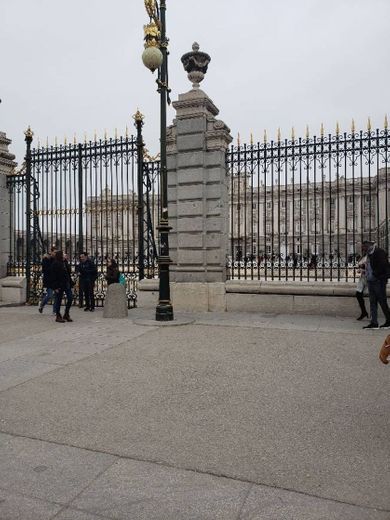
<box><xmin>103</xmin><ymin>283</ymin><xmax>128</xmax><ymax>318</ymax></box>
<box><xmin>0</xmin><ymin>276</ymin><xmax>27</xmax><ymax>304</ymax></box>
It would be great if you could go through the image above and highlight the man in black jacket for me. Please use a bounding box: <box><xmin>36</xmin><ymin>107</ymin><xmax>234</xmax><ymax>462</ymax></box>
<box><xmin>362</xmin><ymin>241</ymin><xmax>390</xmax><ymax>329</ymax></box>
<box><xmin>76</xmin><ymin>252</ymin><xmax>98</xmax><ymax>312</ymax></box>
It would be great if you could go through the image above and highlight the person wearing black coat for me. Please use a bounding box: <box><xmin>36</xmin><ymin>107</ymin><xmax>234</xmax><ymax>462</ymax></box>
<box><xmin>105</xmin><ymin>259</ymin><xmax>120</xmax><ymax>286</ymax></box>
<box><xmin>362</xmin><ymin>241</ymin><xmax>390</xmax><ymax>329</ymax></box>
<box><xmin>38</xmin><ymin>246</ymin><xmax>56</xmax><ymax>314</ymax></box>
<box><xmin>76</xmin><ymin>252</ymin><xmax>98</xmax><ymax>312</ymax></box>
<box><xmin>50</xmin><ymin>250</ymin><xmax>73</xmax><ymax>323</ymax></box>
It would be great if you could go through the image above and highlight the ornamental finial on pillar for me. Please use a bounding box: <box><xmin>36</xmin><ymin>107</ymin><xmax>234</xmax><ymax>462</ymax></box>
<box><xmin>181</xmin><ymin>42</ymin><xmax>211</xmax><ymax>90</ymax></box>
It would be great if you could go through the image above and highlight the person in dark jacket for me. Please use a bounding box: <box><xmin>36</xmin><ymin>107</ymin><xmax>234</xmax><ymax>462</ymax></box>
<box><xmin>76</xmin><ymin>252</ymin><xmax>97</xmax><ymax>312</ymax></box>
<box><xmin>51</xmin><ymin>250</ymin><xmax>73</xmax><ymax>323</ymax></box>
<box><xmin>105</xmin><ymin>258</ymin><xmax>120</xmax><ymax>286</ymax></box>
<box><xmin>362</xmin><ymin>241</ymin><xmax>390</xmax><ymax>329</ymax></box>
<box><xmin>38</xmin><ymin>246</ymin><xmax>57</xmax><ymax>314</ymax></box>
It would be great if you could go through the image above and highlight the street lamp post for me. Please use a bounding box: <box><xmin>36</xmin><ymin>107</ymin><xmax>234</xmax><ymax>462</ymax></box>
<box><xmin>142</xmin><ymin>0</ymin><xmax>173</xmax><ymax>321</ymax></box>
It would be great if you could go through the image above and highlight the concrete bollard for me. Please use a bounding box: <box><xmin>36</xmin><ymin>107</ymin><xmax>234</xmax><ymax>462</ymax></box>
<box><xmin>103</xmin><ymin>283</ymin><xmax>128</xmax><ymax>319</ymax></box>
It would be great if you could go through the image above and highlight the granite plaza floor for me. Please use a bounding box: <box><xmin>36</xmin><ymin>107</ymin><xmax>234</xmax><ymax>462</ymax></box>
<box><xmin>0</xmin><ymin>305</ymin><xmax>389</xmax><ymax>519</ymax></box>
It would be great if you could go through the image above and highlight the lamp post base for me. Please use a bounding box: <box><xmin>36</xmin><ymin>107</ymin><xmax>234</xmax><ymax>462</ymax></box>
<box><xmin>156</xmin><ymin>302</ymin><xmax>174</xmax><ymax>321</ymax></box>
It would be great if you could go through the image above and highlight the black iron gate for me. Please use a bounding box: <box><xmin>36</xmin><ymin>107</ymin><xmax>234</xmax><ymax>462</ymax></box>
<box><xmin>7</xmin><ymin>119</ymin><xmax>160</xmax><ymax>307</ymax></box>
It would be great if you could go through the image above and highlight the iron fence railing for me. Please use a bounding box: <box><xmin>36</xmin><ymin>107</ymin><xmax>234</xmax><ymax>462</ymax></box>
<box><xmin>227</xmin><ymin>126</ymin><xmax>390</xmax><ymax>282</ymax></box>
<box><xmin>6</xmin><ymin>128</ymin><xmax>160</xmax><ymax>307</ymax></box>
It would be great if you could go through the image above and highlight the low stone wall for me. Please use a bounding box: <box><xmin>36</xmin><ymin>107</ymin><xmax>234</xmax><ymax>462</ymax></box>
<box><xmin>0</xmin><ymin>276</ymin><xmax>27</xmax><ymax>305</ymax></box>
<box><xmin>137</xmin><ymin>279</ymin><xmax>381</xmax><ymax>318</ymax></box>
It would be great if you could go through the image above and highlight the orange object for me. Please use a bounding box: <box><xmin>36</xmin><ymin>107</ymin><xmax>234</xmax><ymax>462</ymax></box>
<box><xmin>379</xmin><ymin>335</ymin><xmax>390</xmax><ymax>365</ymax></box>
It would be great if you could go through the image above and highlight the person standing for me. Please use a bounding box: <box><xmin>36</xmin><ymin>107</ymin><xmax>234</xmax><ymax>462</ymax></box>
<box><xmin>50</xmin><ymin>250</ymin><xmax>73</xmax><ymax>323</ymax></box>
<box><xmin>38</xmin><ymin>246</ymin><xmax>56</xmax><ymax>314</ymax></box>
<box><xmin>362</xmin><ymin>241</ymin><xmax>390</xmax><ymax>329</ymax></box>
<box><xmin>355</xmin><ymin>250</ymin><xmax>368</xmax><ymax>321</ymax></box>
<box><xmin>76</xmin><ymin>252</ymin><xmax>98</xmax><ymax>312</ymax></box>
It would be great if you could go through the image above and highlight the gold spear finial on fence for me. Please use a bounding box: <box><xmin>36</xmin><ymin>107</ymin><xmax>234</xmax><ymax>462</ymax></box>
<box><xmin>84</xmin><ymin>132</ymin><xmax>87</xmax><ymax>144</ymax></box>
<box><xmin>94</xmin><ymin>129</ymin><xmax>97</xmax><ymax>141</ymax></box>
<box><xmin>277</xmin><ymin>127</ymin><xmax>281</xmax><ymax>142</ymax></box>
<box><xmin>385</xmin><ymin>115</ymin><xmax>388</xmax><ymax>130</ymax></box>
<box><xmin>264</xmin><ymin>129</ymin><xmax>267</xmax><ymax>143</ymax></box>
<box><xmin>250</xmin><ymin>132</ymin><xmax>254</xmax><ymax>146</ymax></box>
<box><xmin>55</xmin><ymin>136</ymin><xmax>58</xmax><ymax>146</ymax></box>
<box><xmin>64</xmin><ymin>136</ymin><xmax>67</xmax><ymax>145</ymax></box>
<box><xmin>351</xmin><ymin>118</ymin><xmax>355</xmax><ymax>134</ymax></box>
<box><xmin>367</xmin><ymin>116</ymin><xmax>372</xmax><ymax>132</ymax></box>
<box><xmin>46</xmin><ymin>136</ymin><xmax>49</xmax><ymax>148</ymax></box>
<box><xmin>115</xmin><ymin>128</ymin><xmax>118</xmax><ymax>139</ymax></box>
<box><xmin>73</xmin><ymin>133</ymin><xmax>77</xmax><ymax>145</ymax></box>
<box><xmin>320</xmin><ymin>122</ymin><xmax>324</xmax><ymax>137</ymax></box>
<box><xmin>125</xmin><ymin>125</ymin><xmax>129</xmax><ymax>138</ymax></box>
<box><xmin>336</xmin><ymin>121</ymin><xmax>340</xmax><ymax>135</ymax></box>
<box><xmin>237</xmin><ymin>132</ymin><xmax>241</xmax><ymax>146</ymax></box>
<box><xmin>104</xmin><ymin>129</ymin><xmax>108</xmax><ymax>140</ymax></box>
<box><xmin>37</xmin><ymin>137</ymin><xmax>40</xmax><ymax>147</ymax></box>
<box><xmin>305</xmin><ymin>125</ymin><xmax>310</xmax><ymax>139</ymax></box>
<box><xmin>291</xmin><ymin>127</ymin><xmax>295</xmax><ymax>141</ymax></box>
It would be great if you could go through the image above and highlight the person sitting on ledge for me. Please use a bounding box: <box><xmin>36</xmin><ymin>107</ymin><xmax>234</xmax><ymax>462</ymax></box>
<box><xmin>105</xmin><ymin>258</ymin><xmax>120</xmax><ymax>286</ymax></box>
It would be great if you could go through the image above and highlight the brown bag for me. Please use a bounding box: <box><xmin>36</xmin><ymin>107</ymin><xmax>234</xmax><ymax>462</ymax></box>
<box><xmin>379</xmin><ymin>334</ymin><xmax>390</xmax><ymax>365</ymax></box>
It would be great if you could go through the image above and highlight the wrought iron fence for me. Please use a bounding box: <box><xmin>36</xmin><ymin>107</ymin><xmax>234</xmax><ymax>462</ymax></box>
<box><xmin>7</xmin><ymin>121</ymin><xmax>390</xmax><ymax>291</ymax></box>
<box><xmin>7</xmin><ymin>127</ymin><xmax>160</xmax><ymax>306</ymax></box>
<box><xmin>227</xmin><ymin>124</ymin><xmax>390</xmax><ymax>282</ymax></box>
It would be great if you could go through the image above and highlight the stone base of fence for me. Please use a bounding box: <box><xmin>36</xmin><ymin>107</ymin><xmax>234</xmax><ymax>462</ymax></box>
<box><xmin>137</xmin><ymin>279</ymin><xmax>388</xmax><ymax>318</ymax></box>
<box><xmin>0</xmin><ymin>276</ymin><xmax>27</xmax><ymax>305</ymax></box>
<box><xmin>138</xmin><ymin>279</ymin><xmax>226</xmax><ymax>312</ymax></box>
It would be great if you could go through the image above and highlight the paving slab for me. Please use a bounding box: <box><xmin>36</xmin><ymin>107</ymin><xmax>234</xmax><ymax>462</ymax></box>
<box><xmin>0</xmin><ymin>433</ymin><xmax>117</xmax><ymax>505</ymax></box>
<box><xmin>0</xmin><ymin>357</ymin><xmax>60</xmax><ymax>391</ymax></box>
<box><xmin>17</xmin><ymin>326</ymin><xmax>153</xmax><ymax>366</ymax></box>
<box><xmin>0</xmin><ymin>489</ymin><xmax>61</xmax><ymax>520</ymax></box>
<box><xmin>239</xmin><ymin>483</ymin><xmax>390</xmax><ymax>520</ymax></box>
<box><xmin>54</xmin><ymin>509</ymin><xmax>110</xmax><ymax>520</ymax></box>
<box><xmin>0</xmin><ymin>307</ymin><xmax>60</xmax><ymax>343</ymax></box>
<box><xmin>71</xmin><ymin>458</ymin><xmax>249</xmax><ymax>520</ymax></box>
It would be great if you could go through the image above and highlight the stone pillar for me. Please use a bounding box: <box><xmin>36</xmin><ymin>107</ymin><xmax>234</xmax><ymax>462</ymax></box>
<box><xmin>0</xmin><ymin>132</ymin><xmax>17</xmax><ymax>279</ymax></box>
<box><xmin>166</xmin><ymin>43</ymin><xmax>232</xmax><ymax>311</ymax></box>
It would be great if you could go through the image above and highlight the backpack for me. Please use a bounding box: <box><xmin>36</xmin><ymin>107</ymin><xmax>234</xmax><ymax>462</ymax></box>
<box><xmin>119</xmin><ymin>273</ymin><xmax>126</xmax><ymax>286</ymax></box>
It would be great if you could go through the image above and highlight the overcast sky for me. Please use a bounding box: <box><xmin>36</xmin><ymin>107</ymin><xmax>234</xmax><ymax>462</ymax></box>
<box><xmin>1</xmin><ymin>0</ymin><xmax>390</xmax><ymax>163</ymax></box>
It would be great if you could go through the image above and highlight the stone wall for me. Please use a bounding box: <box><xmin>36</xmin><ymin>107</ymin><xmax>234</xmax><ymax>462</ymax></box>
<box><xmin>0</xmin><ymin>132</ymin><xmax>17</xmax><ymax>279</ymax></box>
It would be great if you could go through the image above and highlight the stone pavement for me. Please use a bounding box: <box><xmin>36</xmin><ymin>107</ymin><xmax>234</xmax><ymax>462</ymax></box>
<box><xmin>0</xmin><ymin>305</ymin><xmax>389</xmax><ymax>520</ymax></box>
